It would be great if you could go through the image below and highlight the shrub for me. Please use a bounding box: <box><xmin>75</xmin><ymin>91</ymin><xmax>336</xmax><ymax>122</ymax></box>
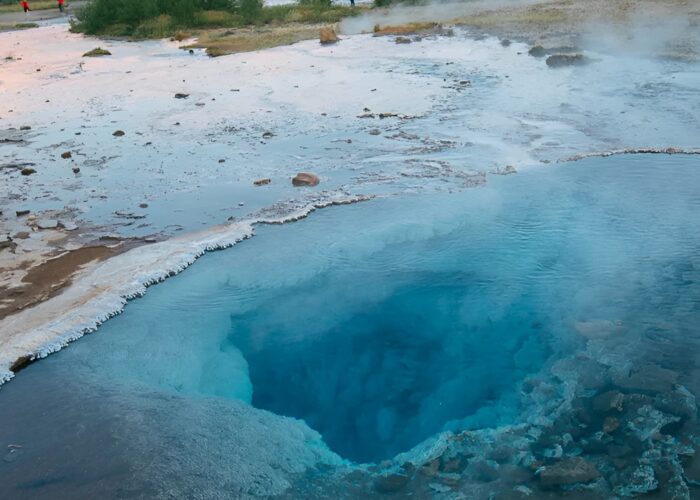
<box><xmin>239</xmin><ymin>0</ymin><xmax>262</xmax><ymax>24</ymax></box>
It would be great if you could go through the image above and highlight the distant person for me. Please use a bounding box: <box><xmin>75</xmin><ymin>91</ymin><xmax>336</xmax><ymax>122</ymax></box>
<box><xmin>57</xmin><ymin>0</ymin><xmax>64</xmax><ymax>13</ymax></box>
<box><xmin>20</xmin><ymin>0</ymin><xmax>31</xmax><ymax>17</ymax></box>
<box><xmin>350</xmin><ymin>0</ymin><xmax>355</xmax><ymax>6</ymax></box>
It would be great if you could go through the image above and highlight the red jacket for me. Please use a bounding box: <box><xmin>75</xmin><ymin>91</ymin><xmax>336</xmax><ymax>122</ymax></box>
<box><xmin>21</xmin><ymin>1</ymin><xmax>30</xmax><ymax>8</ymax></box>
<box><xmin>58</xmin><ymin>0</ymin><xmax>64</xmax><ymax>4</ymax></box>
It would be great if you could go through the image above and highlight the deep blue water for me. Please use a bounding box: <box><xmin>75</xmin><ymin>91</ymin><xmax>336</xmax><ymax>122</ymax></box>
<box><xmin>1</xmin><ymin>154</ymin><xmax>699</xmax><ymax>496</ymax></box>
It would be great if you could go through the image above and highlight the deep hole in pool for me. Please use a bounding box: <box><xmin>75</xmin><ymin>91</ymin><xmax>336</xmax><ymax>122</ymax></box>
<box><xmin>227</xmin><ymin>272</ymin><xmax>549</xmax><ymax>464</ymax></box>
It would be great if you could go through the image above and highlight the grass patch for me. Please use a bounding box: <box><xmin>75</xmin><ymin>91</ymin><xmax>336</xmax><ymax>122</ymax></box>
<box><xmin>372</xmin><ymin>22</ymin><xmax>438</xmax><ymax>35</ymax></box>
<box><xmin>185</xmin><ymin>24</ymin><xmax>321</xmax><ymax>56</ymax></box>
<box><xmin>83</xmin><ymin>46</ymin><xmax>111</xmax><ymax>56</ymax></box>
<box><xmin>0</xmin><ymin>0</ymin><xmax>57</xmax><ymax>14</ymax></box>
<box><xmin>453</xmin><ymin>7</ymin><xmax>568</xmax><ymax>29</ymax></box>
<box><xmin>14</xmin><ymin>22</ymin><xmax>39</xmax><ymax>28</ymax></box>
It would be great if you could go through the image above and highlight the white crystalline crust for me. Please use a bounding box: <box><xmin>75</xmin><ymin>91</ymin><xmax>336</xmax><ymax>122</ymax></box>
<box><xmin>0</xmin><ymin>193</ymin><xmax>372</xmax><ymax>387</ymax></box>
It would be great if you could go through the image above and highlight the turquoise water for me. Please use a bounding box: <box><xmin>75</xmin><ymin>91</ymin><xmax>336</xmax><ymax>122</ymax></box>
<box><xmin>1</xmin><ymin>154</ymin><xmax>699</xmax><ymax>496</ymax></box>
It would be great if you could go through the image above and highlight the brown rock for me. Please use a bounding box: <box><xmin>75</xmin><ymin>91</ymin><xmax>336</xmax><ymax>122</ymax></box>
<box><xmin>395</xmin><ymin>36</ymin><xmax>412</xmax><ymax>44</ymax></box>
<box><xmin>292</xmin><ymin>172</ymin><xmax>319</xmax><ymax>187</ymax></box>
<box><xmin>113</xmin><ymin>130</ymin><xmax>125</xmax><ymax>137</ymax></box>
<box><xmin>319</xmin><ymin>27</ymin><xmax>339</xmax><ymax>45</ymax></box>
<box><xmin>61</xmin><ymin>151</ymin><xmax>72</xmax><ymax>159</ymax></box>
<box><xmin>254</xmin><ymin>178</ymin><xmax>271</xmax><ymax>186</ymax></box>
<box><xmin>539</xmin><ymin>457</ymin><xmax>599</xmax><ymax>486</ymax></box>
<box><xmin>20</xmin><ymin>168</ymin><xmax>36</xmax><ymax>175</ymax></box>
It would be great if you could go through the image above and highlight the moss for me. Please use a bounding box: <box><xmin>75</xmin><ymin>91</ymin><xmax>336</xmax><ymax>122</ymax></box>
<box><xmin>82</xmin><ymin>47</ymin><xmax>112</xmax><ymax>57</ymax></box>
<box><xmin>14</xmin><ymin>22</ymin><xmax>39</xmax><ymax>29</ymax></box>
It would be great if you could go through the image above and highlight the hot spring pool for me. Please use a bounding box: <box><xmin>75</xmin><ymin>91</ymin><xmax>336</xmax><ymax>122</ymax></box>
<box><xmin>1</xmin><ymin>154</ymin><xmax>699</xmax><ymax>497</ymax></box>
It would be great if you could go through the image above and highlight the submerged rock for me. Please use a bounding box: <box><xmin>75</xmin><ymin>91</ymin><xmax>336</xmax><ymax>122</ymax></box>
<box><xmin>113</xmin><ymin>130</ymin><xmax>125</xmax><ymax>137</ymax></box>
<box><xmin>528</xmin><ymin>45</ymin><xmax>546</xmax><ymax>57</ymax></box>
<box><xmin>395</xmin><ymin>37</ymin><xmax>412</xmax><ymax>44</ymax></box>
<box><xmin>546</xmin><ymin>54</ymin><xmax>588</xmax><ymax>67</ymax></box>
<box><xmin>292</xmin><ymin>173</ymin><xmax>319</xmax><ymax>187</ymax></box>
<box><xmin>319</xmin><ymin>28</ymin><xmax>338</xmax><ymax>45</ymax></box>
<box><xmin>254</xmin><ymin>178</ymin><xmax>271</xmax><ymax>186</ymax></box>
<box><xmin>20</xmin><ymin>167</ymin><xmax>36</xmax><ymax>175</ymax></box>
<box><xmin>372</xmin><ymin>472</ymin><xmax>409</xmax><ymax>493</ymax></box>
<box><xmin>174</xmin><ymin>93</ymin><xmax>189</xmax><ymax>99</ymax></box>
<box><xmin>539</xmin><ymin>457</ymin><xmax>599</xmax><ymax>486</ymax></box>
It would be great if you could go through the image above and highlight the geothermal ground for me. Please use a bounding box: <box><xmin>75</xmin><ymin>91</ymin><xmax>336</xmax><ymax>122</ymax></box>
<box><xmin>1</xmin><ymin>1</ymin><xmax>700</xmax><ymax>498</ymax></box>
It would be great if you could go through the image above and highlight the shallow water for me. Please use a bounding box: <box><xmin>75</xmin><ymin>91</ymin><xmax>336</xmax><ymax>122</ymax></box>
<box><xmin>1</xmin><ymin>153</ymin><xmax>699</xmax><ymax>497</ymax></box>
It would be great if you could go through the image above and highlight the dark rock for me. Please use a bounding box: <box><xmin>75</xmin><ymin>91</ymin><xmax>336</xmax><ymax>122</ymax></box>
<box><xmin>113</xmin><ymin>130</ymin><xmax>125</xmax><ymax>137</ymax></box>
<box><xmin>19</xmin><ymin>125</ymin><xmax>31</xmax><ymax>130</ymax></box>
<box><xmin>72</xmin><ymin>167</ymin><xmax>80</xmax><ymax>173</ymax></box>
<box><xmin>373</xmin><ymin>472</ymin><xmax>409</xmax><ymax>493</ymax></box>
<box><xmin>174</xmin><ymin>93</ymin><xmax>189</xmax><ymax>99</ymax></box>
<box><xmin>0</xmin><ymin>237</ymin><xmax>15</xmax><ymax>252</ymax></box>
<box><xmin>254</xmin><ymin>178</ymin><xmax>271</xmax><ymax>186</ymax></box>
<box><xmin>539</xmin><ymin>457</ymin><xmax>600</xmax><ymax>486</ymax></box>
<box><xmin>395</xmin><ymin>36</ymin><xmax>412</xmax><ymax>44</ymax></box>
<box><xmin>13</xmin><ymin>231</ymin><xmax>30</xmax><ymax>239</ymax></box>
<box><xmin>546</xmin><ymin>54</ymin><xmax>588</xmax><ymax>67</ymax></box>
<box><xmin>15</xmin><ymin>210</ymin><xmax>30</xmax><ymax>216</ymax></box>
<box><xmin>61</xmin><ymin>151</ymin><xmax>72</xmax><ymax>159</ymax></box>
<box><xmin>369</xmin><ymin>129</ymin><xmax>381</xmax><ymax>136</ymax></box>
<box><xmin>501</xmin><ymin>39</ymin><xmax>511</xmax><ymax>47</ymax></box>
<box><xmin>20</xmin><ymin>168</ymin><xmax>36</xmax><ymax>175</ymax></box>
<box><xmin>529</xmin><ymin>45</ymin><xmax>546</xmax><ymax>57</ymax></box>
<box><xmin>262</xmin><ymin>131</ymin><xmax>274</xmax><ymax>139</ymax></box>
<box><xmin>292</xmin><ymin>172</ymin><xmax>319</xmax><ymax>187</ymax></box>
<box><xmin>139</xmin><ymin>203</ymin><xmax>149</xmax><ymax>208</ymax></box>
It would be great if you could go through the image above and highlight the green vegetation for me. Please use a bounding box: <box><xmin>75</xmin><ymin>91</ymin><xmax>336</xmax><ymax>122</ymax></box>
<box><xmin>71</xmin><ymin>0</ymin><xmax>361</xmax><ymax>38</ymax></box>
<box><xmin>14</xmin><ymin>22</ymin><xmax>39</xmax><ymax>28</ymax></box>
<box><xmin>82</xmin><ymin>46</ymin><xmax>111</xmax><ymax>56</ymax></box>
